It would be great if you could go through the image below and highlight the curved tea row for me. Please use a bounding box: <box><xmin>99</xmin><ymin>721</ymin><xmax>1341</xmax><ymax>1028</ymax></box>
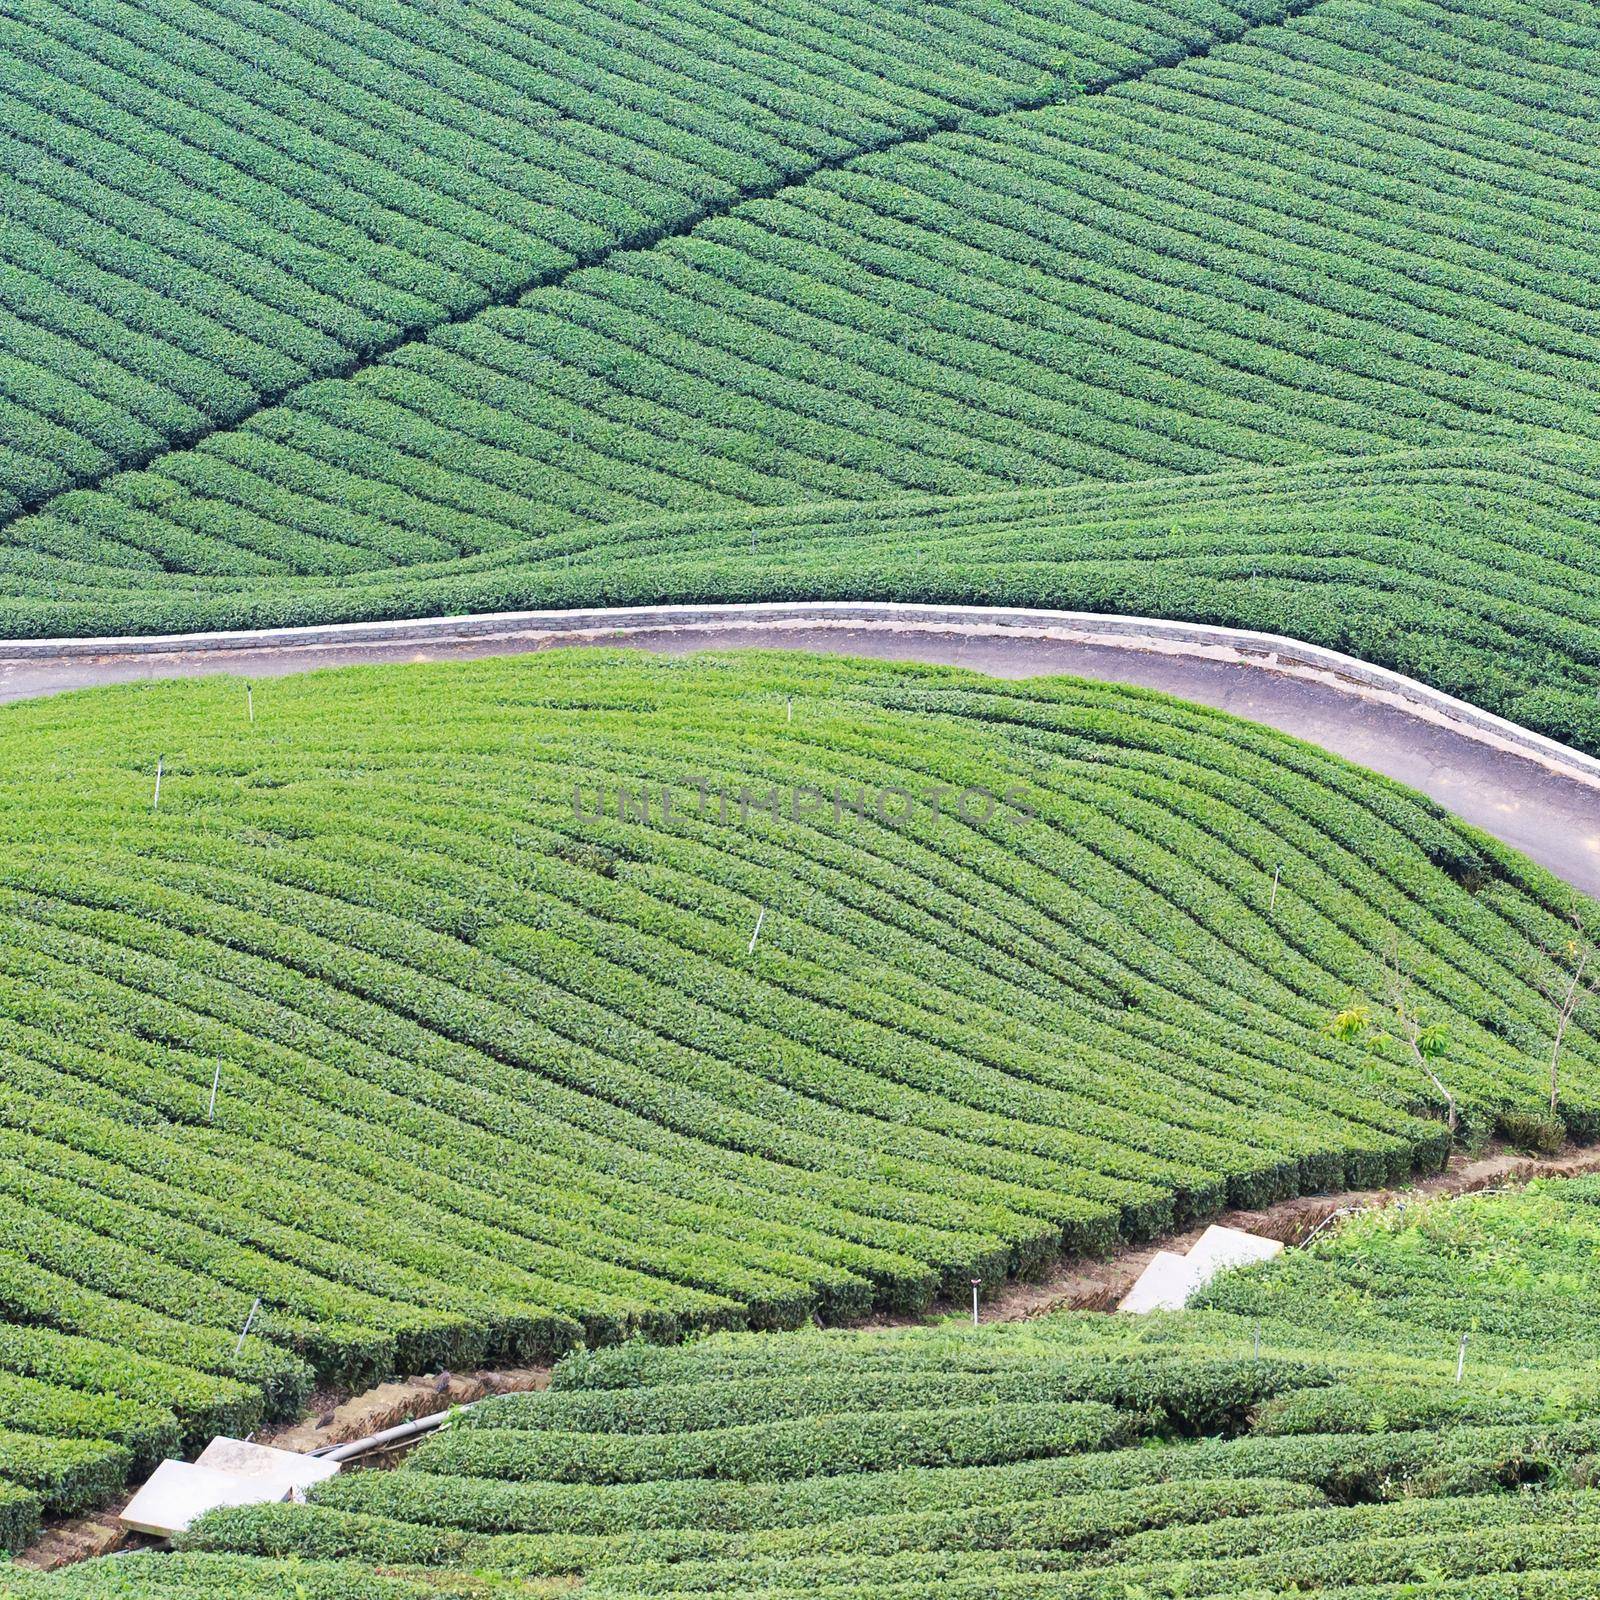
<box><xmin>61</xmin><ymin>1180</ymin><xmax>1600</xmax><ymax>1596</ymax></box>
<box><xmin>0</xmin><ymin>649</ymin><xmax>1594</xmax><ymax>1522</ymax></box>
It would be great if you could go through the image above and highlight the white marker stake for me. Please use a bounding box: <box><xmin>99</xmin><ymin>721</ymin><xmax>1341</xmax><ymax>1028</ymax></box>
<box><xmin>786</xmin><ymin>697</ymin><xmax>792</xmax><ymax>724</ymax></box>
<box><xmin>748</xmin><ymin>908</ymin><xmax>766</xmax><ymax>955</ymax></box>
<box><xmin>207</xmin><ymin>1064</ymin><xmax>221</xmax><ymax>1122</ymax></box>
<box><xmin>235</xmin><ymin>1297</ymin><xmax>261</xmax><ymax>1356</ymax></box>
<box><xmin>152</xmin><ymin>757</ymin><xmax>163</xmax><ymax>812</ymax></box>
<box><xmin>247</xmin><ymin>684</ymin><xmax>254</xmax><ymax>724</ymax></box>
<box><xmin>971</xmin><ymin>1278</ymin><xmax>981</xmax><ymax>1327</ymax></box>
<box><xmin>1455</xmin><ymin>1332</ymin><xmax>1468</xmax><ymax>1385</ymax></box>
<box><xmin>1270</xmin><ymin>865</ymin><xmax>1281</xmax><ymax>912</ymax></box>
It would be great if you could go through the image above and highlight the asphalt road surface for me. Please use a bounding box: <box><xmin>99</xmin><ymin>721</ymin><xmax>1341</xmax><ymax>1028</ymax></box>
<box><xmin>2</xmin><ymin>610</ymin><xmax>1595</xmax><ymax>896</ymax></box>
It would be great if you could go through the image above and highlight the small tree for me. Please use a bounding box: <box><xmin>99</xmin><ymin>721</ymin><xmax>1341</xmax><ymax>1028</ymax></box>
<box><xmin>1530</xmin><ymin>911</ymin><xmax>1600</xmax><ymax>1117</ymax></box>
<box><xmin>1331</xmin><ymin>942</ymin><xmax>1456</xmax><ymax>1133</ymax></box>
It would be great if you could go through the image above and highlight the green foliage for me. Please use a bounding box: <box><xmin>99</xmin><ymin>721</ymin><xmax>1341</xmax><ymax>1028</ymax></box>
<box><xmin>471</xmin><ymin>1354</ymin><xmax>1327</xmax><ymax>1439</ymax></box>
<box><xmin>0</xmin><ymin>0</ymin><xmax>1291</xmax><ymax>514</ymax></box>
<box><xmin>0</xmin><ymin>1373</ymin><xmax>179</xmax><ymax>1476</ymax></box>
<box><xmin>0</xmin><ymin>1552</ymin><xmax>495</xmax><ymax>1597</ymax></box>
<box><xmin>1</xmin><ymin>649</ymin><xmax>1597</xmax><ymax>1521</ymax></box>
<box><xmin>4</xmin><ymin>0</ymin><xmax>1600</xmax><ymax>778</ymax></box>
<box><xmin>413</xmin><ymin>1397</ymin><xmax>1137</xmax><ymax>1485</ymax></box>
<box><xmin>0</xmin><ymin>1428</ymin><xmax>130</xmax><ymax>1518</ymax></box>
<box><xmin>1195</xmin><ymin>1181</ymin><xmax>1600</xmax><ymax>1365</ymax></box>
<box><xmin>1499</xmin><ymin>1109</ymin><xmax>1569</xmax><ymax>1155</ymax></box>
<box><xmin>165</xmin><ymin>1184</ymin><xmax>1600</xmax><ymax>1596</ymax></box>
<box><xmin>0</xmin><ymin>1479</ymin><xmax>41</xmax><ymax>1558</ymax></box>
<box><xmin>0</xmin><ymin>1324</ymin><xmax>261</xmax><ymax>1452</ymax></box>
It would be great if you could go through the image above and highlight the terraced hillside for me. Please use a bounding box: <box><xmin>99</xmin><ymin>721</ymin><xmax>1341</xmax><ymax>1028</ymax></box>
<box><xmin>0</xmin><ymin>649</ymin><xmax>1596</xmax><ymax>1526</ymax></box>
<box><xmin>7</xmin><ymin>0</ymin><xmax>1600</xmax><ymax>1587</ymax></box>
<box><xmin>33</xmin><ymin>1179</ymin><xmax>1600</xmax><ymax>1596</ymax></box>
<box><xmin>7</xmin><ymin>0</ymin><xmax>1600</xmax><ymax>733</ymax></box>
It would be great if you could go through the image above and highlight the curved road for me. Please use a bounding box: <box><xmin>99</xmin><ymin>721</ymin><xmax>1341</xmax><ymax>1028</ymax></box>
<box><xmin>1</xmin><ymin>601</ymin><xmax>1596</xmax><ymax>896</ymax></box>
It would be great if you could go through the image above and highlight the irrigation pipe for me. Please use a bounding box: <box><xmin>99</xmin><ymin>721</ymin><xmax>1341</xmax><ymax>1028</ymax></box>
<box><xmin>310</xmin><ymin>1404</ymin><xmax>476</xmax><ymax>1463</ymax></box>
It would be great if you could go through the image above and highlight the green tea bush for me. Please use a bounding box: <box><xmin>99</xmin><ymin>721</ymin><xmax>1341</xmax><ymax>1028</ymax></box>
<box><xmin>6</xmin><ymin>0</ymin><xmax>1600</xmax><ymax>783</ymax></box>
<box><xmin>0</xmin><ymin>1429</ymin><xmax>129</xmax><ymax>1517</ymax></box>
<box><xmin>0</xmin><ymin>0</ymin><xmax>1295</xmax><ymax>513</ymax></box>
<box><xmin>1</xmin><ymin>649</ymin><xmax>1597</xmax><ymax>1517</ymax></box>
<box><xmin>0</xmin><ymin>1480</ymin><xmax>41</xmax><ymax>1557</ymax></box>
<box><xmin>412</xmin><ymin>1399</ymin><xmax>1137</xmax><ymax>1484</ymax></box>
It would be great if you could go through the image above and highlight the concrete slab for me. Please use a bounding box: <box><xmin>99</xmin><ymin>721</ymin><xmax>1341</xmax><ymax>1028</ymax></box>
<box><xmin>1187</xmin><ymin>1225</ymin><xmax>1285</xmax><ymax>1276</ymax></box>
<box><xmin>194</xmin><ymin>1437</ymin><xmax>341</xmax><ymax>1495</ymax></box>
<box><xmin>119</xmin><ymin>1440</ymin><xmax>340</xmax><ymax>1538</ymax></box>
<box><xmin>1118</xmin><ymin>1250</ymin><xmax>1205</xmax><ymax>1314</ymax></box>
<box><xmin>118</xmin><ymin>1460</ymin><xmax>291</xmax><ymax>1538</ymax></box>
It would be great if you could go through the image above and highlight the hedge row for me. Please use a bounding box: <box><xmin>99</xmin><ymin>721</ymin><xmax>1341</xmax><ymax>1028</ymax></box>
<box><xmin>0</xmin><ymin>1479</ymin><xmax>41</xmax><ymax>1557</ymax></box>
<box><xmin>2</xmin><ymin>1553</ymin><xmax>476</xmax><ymax>1598</ymax></box>
<box><xmin>467</xmin><ymin>1355</ymin><xmax>1328</xmax><ymax>1440</ymax></box>
<box><xmin>0</xmin><ymin>1324</ymin><xmax>260</xmax><ymax>1452</ymax></box>
<box><xmin>0</xmin><ymin>1428</ymin><xmax>130</xmax><ymax>1518</ymax></box>
<box><xmin>182</xmin><ymin>1475</ymin><xmax>1320</xmax><ymax>1577</ymax></box>
<box><xmin>2</xmin><ymin>648</ymin><xmax>1598</xmax><ymax>1514</ymax></box>
<box><xmin>0</xmin><ymin>0</ymin><xmax>1292</xmax><ymax>511</ymax></box>
<box><xmin>315</xmin><ymin>1410</ymin><xmax>1600</xmax><ymax>1541</ymax></box>
<box><xmin>0</xmin><ymin>1372</ymin><xmax>180</xmax><ymax>1475</ymax></box>
<box><xmin>409</xmin><ymin>1399</ymin><xmax>1138</xmax><ymax>1485</ymax></box>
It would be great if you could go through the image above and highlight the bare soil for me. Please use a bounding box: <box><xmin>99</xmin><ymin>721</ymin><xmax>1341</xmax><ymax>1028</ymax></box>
<box><xmin>258</xmin><ymin>1365</ymin><xmax>549</xmax><ymax>1455</ymax></box>
<box><xmin>12</xmin><ymin>1514</ymin><xmax>129</xmax><ymax>1575</ymax></box>
<box><xmin>858</xmin><ymin>1138</ymin><xmax>1600</xmax><ymax>1329</ymax></box>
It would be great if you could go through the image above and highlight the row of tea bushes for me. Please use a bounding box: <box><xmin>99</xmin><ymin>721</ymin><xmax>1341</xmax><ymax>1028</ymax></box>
<box><xmin>0</xmin><ymin>650</ymin><xmax>1594</xmax><ymax>1520</ymax></box>
<box><xmin>160</xmin><ymin>1183</ymin><xmax>1600</xmax><ymax>1595</ymax></box>
<box><xmin>0</xmin><ymin>0</ymin><xmax>1292</xmax><ymax>512</ymax></box>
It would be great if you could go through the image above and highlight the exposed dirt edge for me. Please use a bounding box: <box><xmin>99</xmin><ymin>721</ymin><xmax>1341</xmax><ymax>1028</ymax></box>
<box><xmin>18</xmin><ymin>1142</ymin><xmax>1600</xmax><ymax>1570</ymax></box>
<box><xmin>864</xmin><ymin>1138</ymin><xmax>1600</xmax><ymax>1328</ymax></box>
<box><xmin>258</xmin><ymin>1365</ymin><xmax>549</xmax><ymax>1456</ymax></box>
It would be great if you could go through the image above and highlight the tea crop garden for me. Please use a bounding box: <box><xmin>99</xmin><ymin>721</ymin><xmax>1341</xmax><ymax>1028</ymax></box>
<box><xmin>5</xmin><ymin>0</ymin><xmax>1600</xmax><ymax>763</ymax></box>
<box><xmin>19</xmin><ymin>1179</ymin><xmax>1600</xmax><ymax>1597</ymax></box>
<box><xmin>23</xmin><ymin>441</ymin><xmax>1600</xmax><ymax>755</ymax></box>
<box><xmin>3</xmin><ymin>0</ymin><xmax>1294</xmax><ymax>516</ymax></box>
<box><xmin>0</xmin><ymin>650</ymin><xmax>1596</xmax><ymax>1557</ymax></box>
<box><xmin>5</xmin><ymin>0</ymin><xmax>1600</xmax><ymax>1591</ymax></box>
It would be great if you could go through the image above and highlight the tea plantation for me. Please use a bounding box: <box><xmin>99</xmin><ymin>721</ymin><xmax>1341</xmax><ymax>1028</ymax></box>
<box><xmin>0</xmin><ymin>650</ymin><xmax>1595</xmax><ymax>1544</ymax></box>
<box><xmin>5</xmin><ymin>0</ymin><xmax>1600</xmax><ymax>760</ymax></box>
<box><xmin>5</xmin><ymin>0</ymin><xmax>1600</xmax><ymax>1590</ymax></box>
<box><xmin>24</xmin><ymin>440</ymin><xmax>1600</xmax><ymax>754</ymax></box>
<box><xmin>5</xmin><ymin>0</ymin><xmax>1299</xmax><ymax>514</ymax></box>
<box><xmin>24</xmin><ymin>1179</ymin><xmax>1600</xmax><ymax>1596</ymax></box>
